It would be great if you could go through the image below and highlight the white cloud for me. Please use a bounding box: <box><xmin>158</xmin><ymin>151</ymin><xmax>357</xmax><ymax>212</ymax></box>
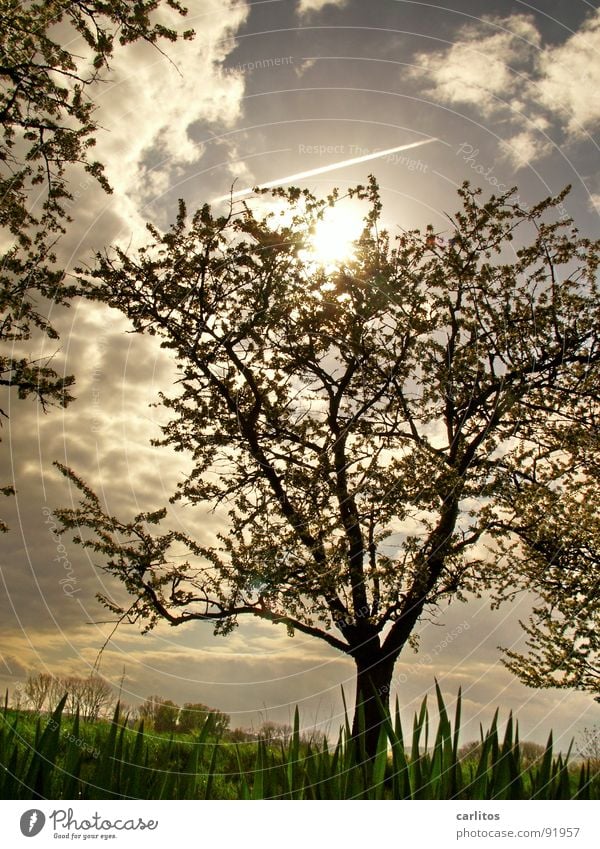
<box><xmin>411</xmin><ymin>15</ymin><xmax>541</xmax><ymax>115</ymax></box>
<box><xmin>589</xmin><ymin>193</ymin><xmax>600</xmax><ymax>213</ymax></box>
<box><xmin>295</xmin><ymin>57</ymin><xmax>318</xmax><ymax>77</ymax></box>
<box><xmin>536</xmin><ymin>11</ymin><xmax>600</xmax><ymax>134</ymax></box>
<box><xmin>58</xmin><ymin>0</ymin><xmax>249</xmax><ymax>259</ymax></box>
<box><xmin>501</xmin><ymin>130</ymin><xmax>553</xmax><ymax>170</ymax></box>
<box><xmin>297</xmin><ymin>0</ymin><xmax>349</xmax><ymax>16</ymax></box>
<box><xmin>0</xmin><ymin>4</ymin><xmax>254</xmax><ymax>679</ymax></box>
<box><xmin>410</xmin><ymin>10</ymin><xmax>600</xmax><ymax>165</ymax></box>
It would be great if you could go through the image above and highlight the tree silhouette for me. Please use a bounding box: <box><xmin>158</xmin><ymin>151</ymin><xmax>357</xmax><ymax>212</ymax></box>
<box><xmin>498</xmin><ymin>429</ymin><xmax>600</xmax><ymax>694</ymax></box>
<box><xmin>56</xmin><ymin>179</ymin><xmax>600</xmax><ymax>757</ymax></box>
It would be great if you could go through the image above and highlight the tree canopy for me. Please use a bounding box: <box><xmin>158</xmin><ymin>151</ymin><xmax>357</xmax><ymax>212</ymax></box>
<box><xmin>1</xmin><ymin>0</ymin><xmax>193</xmax><ymax>251</ymax></box>
<box><xmin>56</xmin><ymin>178</ymin><xmax>600</xmax><ymax>754</ymax></box>
<box><xmin>178</xmin><ymin>702</ymin><xmax>230</xmax><ymax>736</ymax></box>
<box><xmin>499</xmin><ymin>435</ymin><xmax>600</xmax><ymax>694</ymax></box>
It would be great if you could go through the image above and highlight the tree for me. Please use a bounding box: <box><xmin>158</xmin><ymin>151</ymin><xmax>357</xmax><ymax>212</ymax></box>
<box><xmin>139</xmin><ymin>694</ymin><xmax>179</xmax><ymax>732</ymax></box>
<box><xmin>78</xmin><ymin>673</ymin><xmax>114</xmax><ymax>721</ymax></box>
<box><xmin>178</xmin><ymin>702</ymin><xmax>230</xmax><ymax>735</ymax></box>
<box><xmin>46</xmin><ymin>673</ymin><xmax>68</xmax><ymax>712</ymax></box>
<box><xmin>10</xmin><ymin>682</ymin><xmax>24</xmax><ymax>711</ymax></box>
<box><xmin>154</xmin><ymin>698</ymin><xmax>179</xmax><ymax>733</ymax></box>
<box><xmin>61</xmin><ymin>674</ymin><xmax>89</xmax><ymax>717</ymax></box>
<box><xmin>24</xmin><ymin>671</ymin><xmax>55</xmax><ymax>712</ymax></box>
<box><xmin>24</xmin><ymin>671</ymin><xmax>76</xmax><ymax>713</ymax></box>
<box><xmin>0</xmin><ymin>0</ymin><xmax>193</xmax><ymax>528</ymax></box>
<box><xmin>226</xmin><ymin>727</ymin><xmax>256</xmax><ymax>743</ymax></box>
<box><xmin>578</xmin><ymin>726</ymin><xmax>600</xmax><ymax>770</ymax></box>
<box><xmin>55</xmin><ymin>178</ymin><xmax>600</xmax><ymax>758</ymax></box>
<box><xmin>29</xmin><ymin>672</ymin><xmax>113</xmax><ymax>720</ymax></box>
<box><xmin>497</xmin><ymin>429</ymin><xmax>600</xmax><ymax>695</ymax></box>
<box><xmin>257</xmin><ymin>721</ymin><xmax>292</xmax><ymax>746</ymax></box>
<box><xmin>138</xmin><ymin>694</ymin><xmax>163</xmax><ymax>726</ymax></box>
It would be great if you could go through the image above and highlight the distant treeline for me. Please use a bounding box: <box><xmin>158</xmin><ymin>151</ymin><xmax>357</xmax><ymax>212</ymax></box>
<box><xmin>9</xmin><ymin>673</ymin><xmax>315</xmax><ymax>744</ymax></box>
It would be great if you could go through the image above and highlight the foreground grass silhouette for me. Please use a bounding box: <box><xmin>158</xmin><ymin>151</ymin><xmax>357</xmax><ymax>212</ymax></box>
<box><xmin>1</xmin><ymin>685</ymin><xmax>598</xmax><ymax>800</ymax></box>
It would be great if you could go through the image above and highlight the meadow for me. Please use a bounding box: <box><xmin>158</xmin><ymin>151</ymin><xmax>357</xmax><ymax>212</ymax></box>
<box><xmin>1</xmin><ymin>685</ymin><xmax>598</xmax><ymax>800</ymax></box>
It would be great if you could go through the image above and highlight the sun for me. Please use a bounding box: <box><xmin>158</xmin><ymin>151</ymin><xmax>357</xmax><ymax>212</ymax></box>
<box><xmin>304</xmin><ymin>203</ymin><xmax>365</xmax><ymax>266</ymax></box>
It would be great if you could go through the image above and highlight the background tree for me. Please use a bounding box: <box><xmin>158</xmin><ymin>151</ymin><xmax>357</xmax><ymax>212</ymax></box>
<box><xmin>139</xmin><ymin>694</ymin><xmax>180</xmax><ymax>732</ymax></box>
<box><xmin>78</xmin><ymin>673</ymin><xmax>114</xmax><ymax>721</ymax></box>
<box><xmin>28</xmin><ymin>672</ymin><xmax>113</xmax><ymax>719</ymax></box>
<box><xmin>24</xmin><ymin>671</ymin><xmax>66</xmax><ymax>713</ymax></box>
<box><xmin>178</xmin><ymin>702</ymin><xmax>230</xmax><ymax>735</ymax></box>
<box><xmin>56</xmin><ymin>179</ymin><xmax>600</xmax><ymax>758</ymax></box>
<box><xmin>24</xmin><ymin>671</ymin><xmax>55</xmax><ymax>712</ymax></box>
<box><xmin>578</xmin><ymin>726</ymin><xmax>600</xmax><ymax>771</ymax></box>
<box><xmin>225</xmin><ymin>727</ymin><xmax>257</xmax><ymax>743</ymax></box>
<box><xmin>138</xmin><ymin>694</ymin><xmax>164</xmax><ymax>727</ymax></box>
<box><xmin>257</xmin><ymin>721</ymin><xmax>292</xmax><ymax>746</ymax></box>
<box><xmin>153</xmin><ymin>698</ymin><xmax>179</xmax><ymax>733</ymax></box>
<box><xmin>62</xmin><ymin>674</ymin><xmax>87</xmax><ymax>717</ymax></box>
<box><xmin>0</xmin><ymin>0</ymin><xmax>193</xmax><ymax>528</ymax></box>
<box><xmin>10</xmin><ymin>682</ymin><xmax>24</xmax><ymax>711</ymax></box>
<box><xmin>46</xmin><ymin>673</ymin><xmax>68</xmax><ymax>712</ymax></box>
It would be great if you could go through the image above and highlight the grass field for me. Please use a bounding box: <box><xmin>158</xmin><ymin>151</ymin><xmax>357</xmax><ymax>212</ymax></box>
<box><xmin>1</xmin><ymin>685</ymin><xmax>598</xmax><ymax>800</ymax></box>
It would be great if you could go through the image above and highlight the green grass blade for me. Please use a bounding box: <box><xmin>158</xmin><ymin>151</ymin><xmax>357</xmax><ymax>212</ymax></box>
<box><xmin>203</xmin><ymin>743</ymin><xmax>219</xmax><ymax>800</ymax></box>
<box><xmin>252</xmin><ymin>740</ymin><xmax>266</xmax><ymax>800</ymax></box>
<box><xmin>371</xmin><ymin>724</ymin><xmax>388</xmax><ymax>799</ymax></box>
<box><xmin>24</xmin><ymin>693</ymin><xmax>68</xmax><ymax>799</ymax></box>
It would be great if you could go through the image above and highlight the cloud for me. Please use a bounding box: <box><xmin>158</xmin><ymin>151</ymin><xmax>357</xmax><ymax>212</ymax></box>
<box><xmin>536</xmin><ymin>12</ymin><xmax>600</xmax><ymax>135</ymax></box>
<box><xmin>0</xmin><ymin>2</ymin><xmax>255</xmax><ymax>682</ymax></box>
<box><xmin>53</xmin><ymin>0</ymin><xmax>249</xmax><ymax>267</ymax></box>
<box><xmin>411</xmin><ymin>15</ymin><xmax>541</xmax><ymax>116</ymax></box>
<box><xmin>297</xmin><ymin>0</ymin><xmax>349</xmax><ymax>16</ymax></box>
<box><xmin>0</xmin><ymin>296</ymin><xmax>226</xmax><ymax>651</ymax></box>
<box><xmin>410</xmin><ymin>10</ymin><xmax>600</xmax><ymax>166</ymax></box>
<box><xmin>589</xmin><ymin>193</ymin><xmax>600</xmax><ymax>213</ymax></box>
<box><xmin>295</xmin><ymin>57</ymin><xmax>318</xmax><ymax>77</ymax></box>
<box><xmin>501</xmin><ymin>130</ymin><xmax>553</xmax><ymax>171</ymax></box>
<box><xmin>0</xmin><ymin>7</ymin><xmax>254</xmax><ymax>648</ymax></box>
<box><xmin>0</xmin><ymin>654</ymin><xmax>30</xmax><ymax>682</ymax></box>
<box><xmin>98</xmin><ymin>1</ymin><xmax>247</xmax><ymax>171</ymax></box>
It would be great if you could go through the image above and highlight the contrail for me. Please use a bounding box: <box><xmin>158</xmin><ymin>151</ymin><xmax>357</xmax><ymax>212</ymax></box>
<box><xmin>212</xmin><ymin>137</ymin><xmax>439</xmax><ymax>203</ymax></box>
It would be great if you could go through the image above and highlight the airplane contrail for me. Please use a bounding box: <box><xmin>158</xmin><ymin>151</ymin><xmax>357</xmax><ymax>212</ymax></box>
<box><xmin>212</xmin><ymin>137</ymin><xmax>439</xmax><ymax>203</ymax></box>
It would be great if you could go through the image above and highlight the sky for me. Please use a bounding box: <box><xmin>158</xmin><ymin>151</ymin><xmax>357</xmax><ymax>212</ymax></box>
<box><xmin>1</xmin><ymin>0</ymin><xmax>599</xmax><ymax>746</ymax></box>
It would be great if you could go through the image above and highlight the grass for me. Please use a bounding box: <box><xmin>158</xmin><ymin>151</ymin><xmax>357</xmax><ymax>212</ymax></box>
<box><xmin>1</xmin><ymin>684</ymin><xmax>598</xmax><ymax>800</ymax></box>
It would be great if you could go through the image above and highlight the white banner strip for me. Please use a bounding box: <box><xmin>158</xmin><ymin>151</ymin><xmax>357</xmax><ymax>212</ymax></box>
<box><xmin>1</xmin><ymin>800</ymin><xmax>598</xmax><ymax>847</ymax></box>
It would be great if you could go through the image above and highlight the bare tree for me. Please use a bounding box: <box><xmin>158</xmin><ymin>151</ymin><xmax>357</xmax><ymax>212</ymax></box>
<box><xmin>24</xmin><ymin>672</ymin><xmax>55</xmax><ymax>712</ymax></box>
<box><xmin>258</xmin><ymin>721</ymin><xmax>293</xmax><ymax>746</ymax></box>
<box><xmin>79</xmin><ymin>674</ymin><xmax>114</xmax><ymax>722</ymax></box>
<box><xmin>578</xmin><ymin>726</ymin><xmax>600</xmax><ymax>768</ymax></box>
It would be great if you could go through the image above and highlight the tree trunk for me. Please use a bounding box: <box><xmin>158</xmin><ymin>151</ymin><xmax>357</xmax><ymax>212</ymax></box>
<box><xmin>352</xmin><ymin>650</ymin><xmax>395</xmax><ymax>761</ymax></box>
